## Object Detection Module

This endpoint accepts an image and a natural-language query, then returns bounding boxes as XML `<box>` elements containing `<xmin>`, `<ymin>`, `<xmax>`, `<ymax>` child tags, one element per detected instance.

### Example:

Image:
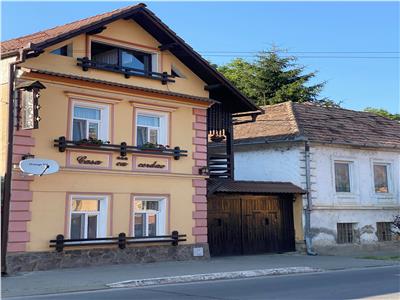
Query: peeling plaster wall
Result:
<box><xmin>310</xmin><ymin>145</ymin><xmax>400</xmax><ymax>247</ymax></box>
<box><xmin>234</xmin><ymin>143</ymin><xmax>304</xmax><ymax>185</ymax></box>
<box><xmin>234</xmin><ymin>142</ymin><xmax>306</xmax><ymax>243</ymax></box>
<box><xmin>234</xmin><ymin>142</ymin><xmax>400</xmax><ymax>251</ymax></box>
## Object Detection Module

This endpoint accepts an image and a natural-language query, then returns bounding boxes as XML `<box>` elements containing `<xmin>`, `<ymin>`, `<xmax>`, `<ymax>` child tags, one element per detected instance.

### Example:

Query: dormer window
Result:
<box><xmin>78</xmin><ymin>41</ymin><xmax>175</xmax><ymax>84</ymax></box>
<box><xmin>91</xmin><ymin>42</ymin><xmax>152</xmax><ymax>75</ymax></box>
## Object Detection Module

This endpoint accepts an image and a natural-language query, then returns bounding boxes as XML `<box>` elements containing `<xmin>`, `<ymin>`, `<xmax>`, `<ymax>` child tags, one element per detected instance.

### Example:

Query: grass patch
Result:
<box><xmin>360</xmin><ymin>255</ymin><xmax>400</xmax><ymax>261</ymax></box>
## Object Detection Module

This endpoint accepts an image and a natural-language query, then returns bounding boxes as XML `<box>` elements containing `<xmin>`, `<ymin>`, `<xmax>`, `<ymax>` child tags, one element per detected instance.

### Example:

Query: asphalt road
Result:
<box><xmin>7</xmin><ymin>265</ymin><xmax>400</xmax><ymax>300</ymax></box>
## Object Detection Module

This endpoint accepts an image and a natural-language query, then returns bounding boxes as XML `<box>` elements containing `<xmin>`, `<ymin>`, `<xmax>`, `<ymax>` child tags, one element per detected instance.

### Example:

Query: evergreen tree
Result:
<box><xmin>218</xmin><ymin>48</ymin><xmax>336</xmax><ymax>106</ymax></box>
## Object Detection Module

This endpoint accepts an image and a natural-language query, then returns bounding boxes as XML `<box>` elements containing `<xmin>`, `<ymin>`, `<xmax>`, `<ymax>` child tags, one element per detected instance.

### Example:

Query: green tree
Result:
<box><xmin>364</xmin><ymin>107</ymin><xmax>400</xmax><ymax>121</ymax></box>
<box><xmin>218</xmin><ymin>48</ymin><xmax>336</xmax><ymax>106</ymax></box>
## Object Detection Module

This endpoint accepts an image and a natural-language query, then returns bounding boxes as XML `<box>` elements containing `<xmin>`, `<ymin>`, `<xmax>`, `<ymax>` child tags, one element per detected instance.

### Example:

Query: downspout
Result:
<box><xmin>1</xmin><ymin>50</ymin><xmax>26</xmax><ymax>275</ymax></box>
<box><xmin>304</xmin><ymin>141</ymin><xmax>317</xmax><ymax>255</ymax></box>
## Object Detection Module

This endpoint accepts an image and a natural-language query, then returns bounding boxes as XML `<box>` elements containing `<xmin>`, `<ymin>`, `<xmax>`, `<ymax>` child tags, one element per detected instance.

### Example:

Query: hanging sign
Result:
<box><xmin>19</xmin><ymin>158</ymin><xmax>59</xmax><ymax>176</ymax></box>
<box><xmin>19</xmin><ymin>89</ymin><xmax>40</xmax><ymax>130</ymax></box>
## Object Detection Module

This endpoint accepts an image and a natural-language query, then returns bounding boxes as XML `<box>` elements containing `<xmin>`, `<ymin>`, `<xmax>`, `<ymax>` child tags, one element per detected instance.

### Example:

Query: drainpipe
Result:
<box><xmin>1</xmin><ymin>50</ymin><xmax>26</xmax><ymax>275</ymax></box>
<box><xmin>304</xmin><ymin>141</ymin><xmax>317</xmax><ymax>256</ymax></box>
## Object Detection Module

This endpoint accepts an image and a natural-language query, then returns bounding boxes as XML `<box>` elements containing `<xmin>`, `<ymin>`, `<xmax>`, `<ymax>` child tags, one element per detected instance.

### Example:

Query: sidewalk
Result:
<box><xmin>2</xmin><ymin>253</ymin><xmax>399</xmax><ymax>298</ymax></box>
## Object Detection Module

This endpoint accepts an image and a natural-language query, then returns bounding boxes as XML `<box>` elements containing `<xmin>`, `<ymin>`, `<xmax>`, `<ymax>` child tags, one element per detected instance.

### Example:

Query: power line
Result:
<box><xmin>201</xmin><ymin>54</ymin><xmax>400</xmax><ymax>59</ymax></box>
<box><xmin>198</xmin><ymin>51</ymin><xmax>400</xmax><ymax>54</ymax></box>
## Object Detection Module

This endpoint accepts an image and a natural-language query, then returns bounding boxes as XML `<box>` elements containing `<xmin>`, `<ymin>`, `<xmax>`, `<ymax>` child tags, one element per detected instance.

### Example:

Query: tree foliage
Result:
<box><xmin>217</xmin><ymin>48</ymin><xmax>337</xmax><ymax>106</ymax></box>
<box><xmin>364</xmin><ymin>107</ymin><xmax>400</xmax><ymax>121</ymax></box>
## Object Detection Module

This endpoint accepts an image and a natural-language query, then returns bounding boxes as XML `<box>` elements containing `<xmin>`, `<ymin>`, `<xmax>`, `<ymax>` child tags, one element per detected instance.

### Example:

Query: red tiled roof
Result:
<box><xmin>235</xmin><ymin>101</ymin><xmax>400</xmax><ymax>149</ymax></box>
<box><xmin>1</xmin><ymin>4</ymin><xmax>145</xmax><ymax>55</ymax></box>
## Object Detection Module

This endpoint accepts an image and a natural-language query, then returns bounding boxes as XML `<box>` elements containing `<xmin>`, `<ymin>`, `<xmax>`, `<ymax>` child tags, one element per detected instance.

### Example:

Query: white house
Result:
<box><xmin>234</xmin><ymin>101</ymin><xmax>400</xmax><ymax>254</ymax></box>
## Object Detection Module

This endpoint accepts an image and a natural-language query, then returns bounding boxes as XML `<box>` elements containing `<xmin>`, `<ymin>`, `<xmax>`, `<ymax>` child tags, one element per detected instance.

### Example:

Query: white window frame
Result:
<box><xmin>132</xmin><ymin>196</ymin><xmax>167</xmax><ymax>237</ymax></box>
<box><xmin>372</xmin><ymin>163</ymin><xmax>392</xmax><ymax>194</ymax></box>
<box><xmin>333</xmin><ymin>160</ymin><xmax>354</xmax><ymax>193</ymax></box>
<box><xmin>331</xmin><ymin>157</ymin><xmax>359</xmax><ymax>204</ymax></box>
<box><xmin>70</xmin><ymin>100</ymin><xmax>110</xmax><ymax>141</ymax></box>
<box><xmin>370</xmin><ymin>159</ymin><xmax>396</xmax><ymax>202</ymax></box>
<box><xmin>135</xmin><ymin>109</ymin><xmax>168</xmax><ymax>146</ymax></box>
<box><xmin>69</xmin><ymin>195</ymin><xmax>108</xmax><ymax>239</ymax></box>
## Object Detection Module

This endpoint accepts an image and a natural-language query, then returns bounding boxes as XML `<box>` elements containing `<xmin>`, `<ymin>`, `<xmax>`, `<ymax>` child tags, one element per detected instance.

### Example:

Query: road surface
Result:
<box><xmin>6</xmin><ymin>265</ymin><xmax>400</xmax><ymax>300</ymax></box>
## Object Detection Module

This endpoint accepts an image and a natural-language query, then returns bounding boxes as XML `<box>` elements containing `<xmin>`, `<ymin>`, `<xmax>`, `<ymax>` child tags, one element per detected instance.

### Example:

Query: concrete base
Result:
<box><xmin>6</xmin><ymin>243</ymin><xmax>210</xmax><ymax>274</ymax></box>
<box><xmin>295</xmin><ymin>240</ymin><xmax>307</xmax><ymax>253</ymax></box>
<box><xmin>313</xmin><ymin>241</ymin><xmax>400</xmax><ymax>256</ymax></box>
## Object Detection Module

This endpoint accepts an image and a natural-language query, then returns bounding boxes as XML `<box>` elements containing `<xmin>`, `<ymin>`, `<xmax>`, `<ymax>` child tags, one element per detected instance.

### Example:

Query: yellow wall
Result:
<box><xmin>19</xmin><ymin>19</ymin><xmax>209</xmax><ymax>98</ymax></box>
<box><xmin>17</xmin><ymin>78</ymin><xmax>206</xmax><ymax>251</ymax></box>
<box><xmin>2</xmin><ymin>18</ymin><xmax>210</xmax><ymax>252</ymax></box>
<box><xmin>293</xmin><ymin>194</ymin><xmax>304</xmax><ymax>241</ymax></box>
<box><xmin>28</xmin><ymin>173</ymin><xmax>195</xmax><ymax>251</ymax></box>
<box><xmin>0</xmin><ymin>56</ymin><xmax>16</xmax><ymax>176</ymax></box>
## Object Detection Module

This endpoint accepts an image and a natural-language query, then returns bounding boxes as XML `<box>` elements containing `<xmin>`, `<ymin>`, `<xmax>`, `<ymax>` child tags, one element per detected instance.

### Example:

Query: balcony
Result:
<box><xmin>77</xmin><ymin>57</ymin><xmax>175</xmax><ymax>85</ymax></box>
<box><xmin>54</xmin><ymin>136</ymin><xmax>188</xmax><ymax>160</ymax></box>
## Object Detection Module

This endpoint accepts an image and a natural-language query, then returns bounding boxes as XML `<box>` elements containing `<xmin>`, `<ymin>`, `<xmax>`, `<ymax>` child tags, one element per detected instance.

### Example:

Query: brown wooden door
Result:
<box><xmin>208</xmin><ymin>194</ymin><xmax>295</xmax><ymax>256</ymax></box>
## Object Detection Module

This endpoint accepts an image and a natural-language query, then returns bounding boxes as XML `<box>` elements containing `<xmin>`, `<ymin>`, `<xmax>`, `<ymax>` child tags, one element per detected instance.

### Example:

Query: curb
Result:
<box><xmin>107</xmin><ymin>266</ymin><xmax>323</xmax><ymax>288</ymax></box>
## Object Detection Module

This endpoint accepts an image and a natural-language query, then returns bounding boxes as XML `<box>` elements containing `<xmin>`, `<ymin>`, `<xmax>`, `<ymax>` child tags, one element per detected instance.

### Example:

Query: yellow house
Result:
<box><xmin>1</xmin><ymin>4</ymin><xmax>259</xmax><ymax>273</ymax></box>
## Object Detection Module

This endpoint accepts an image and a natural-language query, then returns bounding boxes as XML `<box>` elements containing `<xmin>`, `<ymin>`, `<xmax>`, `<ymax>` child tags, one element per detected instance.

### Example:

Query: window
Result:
<box><xmin>377</xmin><ymin>222</ymin><xmax>392</xmax><ymax>241</ymax></box>
<box><xmin>373</xmin><ymin>164</ymin><xmax>389</xmax><ymax>193</ymax></box>
<box><xmin>51</xmin><ymin>44</ymin><xmax>72</xmax><ymax>57</ymax></box>
<box><xmin>71</xmin><ymin>102</ymin><xmax>109</xmax><ymax>141</ymax></box>
<box><xmin>133</xmin><ymin>197</ymin><xmax>166</xmax><ymax>237</ymax></box>
<box><xmin>135</xmin><ymin>110</ymin><xmax>168</xmax><ymax>147</ymax></box>
<box><xmin>91</xmin><ymin>42</ymin><xmax>153</xmax><ymax>75</ymax></box>
<box><xmin>337</xmin><ymin>223</ymin><xmax>356</xmax><ymax>244</ymax></box>
<box><xmin>334</xmin><ymin>162</ymin><xmax>352</xmax><ymax>193</ymax></box>
<box><xmin>70</xmin><ymin>196</ymin><xmax>108</xmax><ymax>239</ymax></box>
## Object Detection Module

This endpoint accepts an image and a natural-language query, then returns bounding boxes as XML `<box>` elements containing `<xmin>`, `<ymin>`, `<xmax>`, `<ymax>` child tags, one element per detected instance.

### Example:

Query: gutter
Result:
<box><xmin>304</xmin><ymin>141</ymin><xmax>317</xmax><ymax>256</ymax></box>
<box><xmin>1</xmin><ymin>49</ymin><xmax>27</xmax><ymax>275</ymax></box>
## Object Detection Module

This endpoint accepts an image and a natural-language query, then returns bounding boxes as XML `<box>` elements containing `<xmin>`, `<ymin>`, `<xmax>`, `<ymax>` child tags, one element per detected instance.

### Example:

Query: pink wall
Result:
<box><xmin>191</xmin><ymin>108</ymin><xmax>208</xmax><ymax>243</ymax></box>
<box><xmin>8</xmin><ymin>127</ymin><xmax>34</xmax><ymax>252</ymax></box>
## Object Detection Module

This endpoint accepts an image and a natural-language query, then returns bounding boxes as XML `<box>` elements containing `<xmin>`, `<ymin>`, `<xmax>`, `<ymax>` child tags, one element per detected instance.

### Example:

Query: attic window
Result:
<box><xmin>91</xmin><ymin>42</ymin><xmax>152</xmax><ymax>75</ymax></box>
<box><xmin>51</xmin><ymin>44</ymin><xmax>72</xmax><ymax>57</ymax></box>
<box><xmin>171</xmin><ymin>65</ymin><xmax>185</xmax><ymax>78</ymax></box>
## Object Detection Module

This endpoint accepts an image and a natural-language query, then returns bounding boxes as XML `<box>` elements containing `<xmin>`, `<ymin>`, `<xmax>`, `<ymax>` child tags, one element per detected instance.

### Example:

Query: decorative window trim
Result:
<box><xmin>67</xmin><ymin>98</ymin><xmax>112</xmax><ymax>143</ymax></box>
<box><xmin>65</xmin><ymin>193</ymin><xmax>111</xmax><ymax>239</ymax></box>
<box><xmin>331</xmin><ymin>156</ymin><xmax>359</xmax><ymax>204</ymax></box>
<box><xmin>130</xmin><ymin>194</ymin><xmax>170</xmax><ymax>237</ymax></box>
<box><xmin>133</xmin><ymin>107</ymin><xmax>170</xmax><ymax>146</ymax></box>
<box><xmin>370</xmin><ymin>159</ymin><xmax>396</xmax><ymax>202</ymax></box>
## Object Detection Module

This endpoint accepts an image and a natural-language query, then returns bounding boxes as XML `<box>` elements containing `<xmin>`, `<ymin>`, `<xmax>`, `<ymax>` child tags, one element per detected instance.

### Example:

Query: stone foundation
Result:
<box><xmin>6</xmin><ymin>243</ymin><xmax>210</xmax><ymax>274</ymax></box>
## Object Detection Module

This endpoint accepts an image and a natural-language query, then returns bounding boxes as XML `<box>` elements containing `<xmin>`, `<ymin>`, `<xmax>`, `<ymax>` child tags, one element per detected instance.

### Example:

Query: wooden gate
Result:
<box><xmin>208</xmin><ymin>194</ymin><xmax>295</xmax><ymax>256</ymax></box>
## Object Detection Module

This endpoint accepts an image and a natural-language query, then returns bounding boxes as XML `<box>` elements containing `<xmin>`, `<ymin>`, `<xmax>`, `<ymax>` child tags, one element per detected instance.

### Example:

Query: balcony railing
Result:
<box><xmin>50</xmin><ymin>231</ymin><xmax>186</xmax><ymax>252</ymax></box>
<box><xmin>77</xmin><ymin>57</ymin><xmax>175</xmax><ymax>85</ymax></box>
<box><xmin>54</xmin><ymin>136</ymin><xmax>188</xmax><ymax>160</ymax></box>
<box><xmin>208</xmin><ymin>154</ymin><xmax>231</xmax><ymax>178</ymax></box>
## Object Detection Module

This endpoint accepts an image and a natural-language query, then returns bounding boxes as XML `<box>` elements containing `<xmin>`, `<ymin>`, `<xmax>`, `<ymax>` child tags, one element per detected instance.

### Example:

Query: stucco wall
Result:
<box><xmin>234</xmin><ymin>142</ymin><xmax>305</xmax><ymax>242</ymax></box>
<box><xmin>234</xmin><ymin>142</ymin><xmax>400</xmax><ymax>249</ymax></box>
<box><xmin>309</xmin><ymin>145</ymin><xmax>400</xmax><ymax>248</ymax></box>
<box><xmin>3</xmin><ymin>17</ymin><xmax>211</xmax><ymax>253</ymax></box>
<box><xmin>19</xmin><ymin>19</ymin><xmax>209</xmax><ymax>98</ymax></box>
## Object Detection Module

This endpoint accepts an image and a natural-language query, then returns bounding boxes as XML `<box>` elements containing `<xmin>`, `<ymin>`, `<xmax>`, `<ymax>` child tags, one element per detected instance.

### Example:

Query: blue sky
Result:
<box><xmin>1</xmin><ymin>1</ymin><xmax>399</xmax><ymax>113</ymax></box>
